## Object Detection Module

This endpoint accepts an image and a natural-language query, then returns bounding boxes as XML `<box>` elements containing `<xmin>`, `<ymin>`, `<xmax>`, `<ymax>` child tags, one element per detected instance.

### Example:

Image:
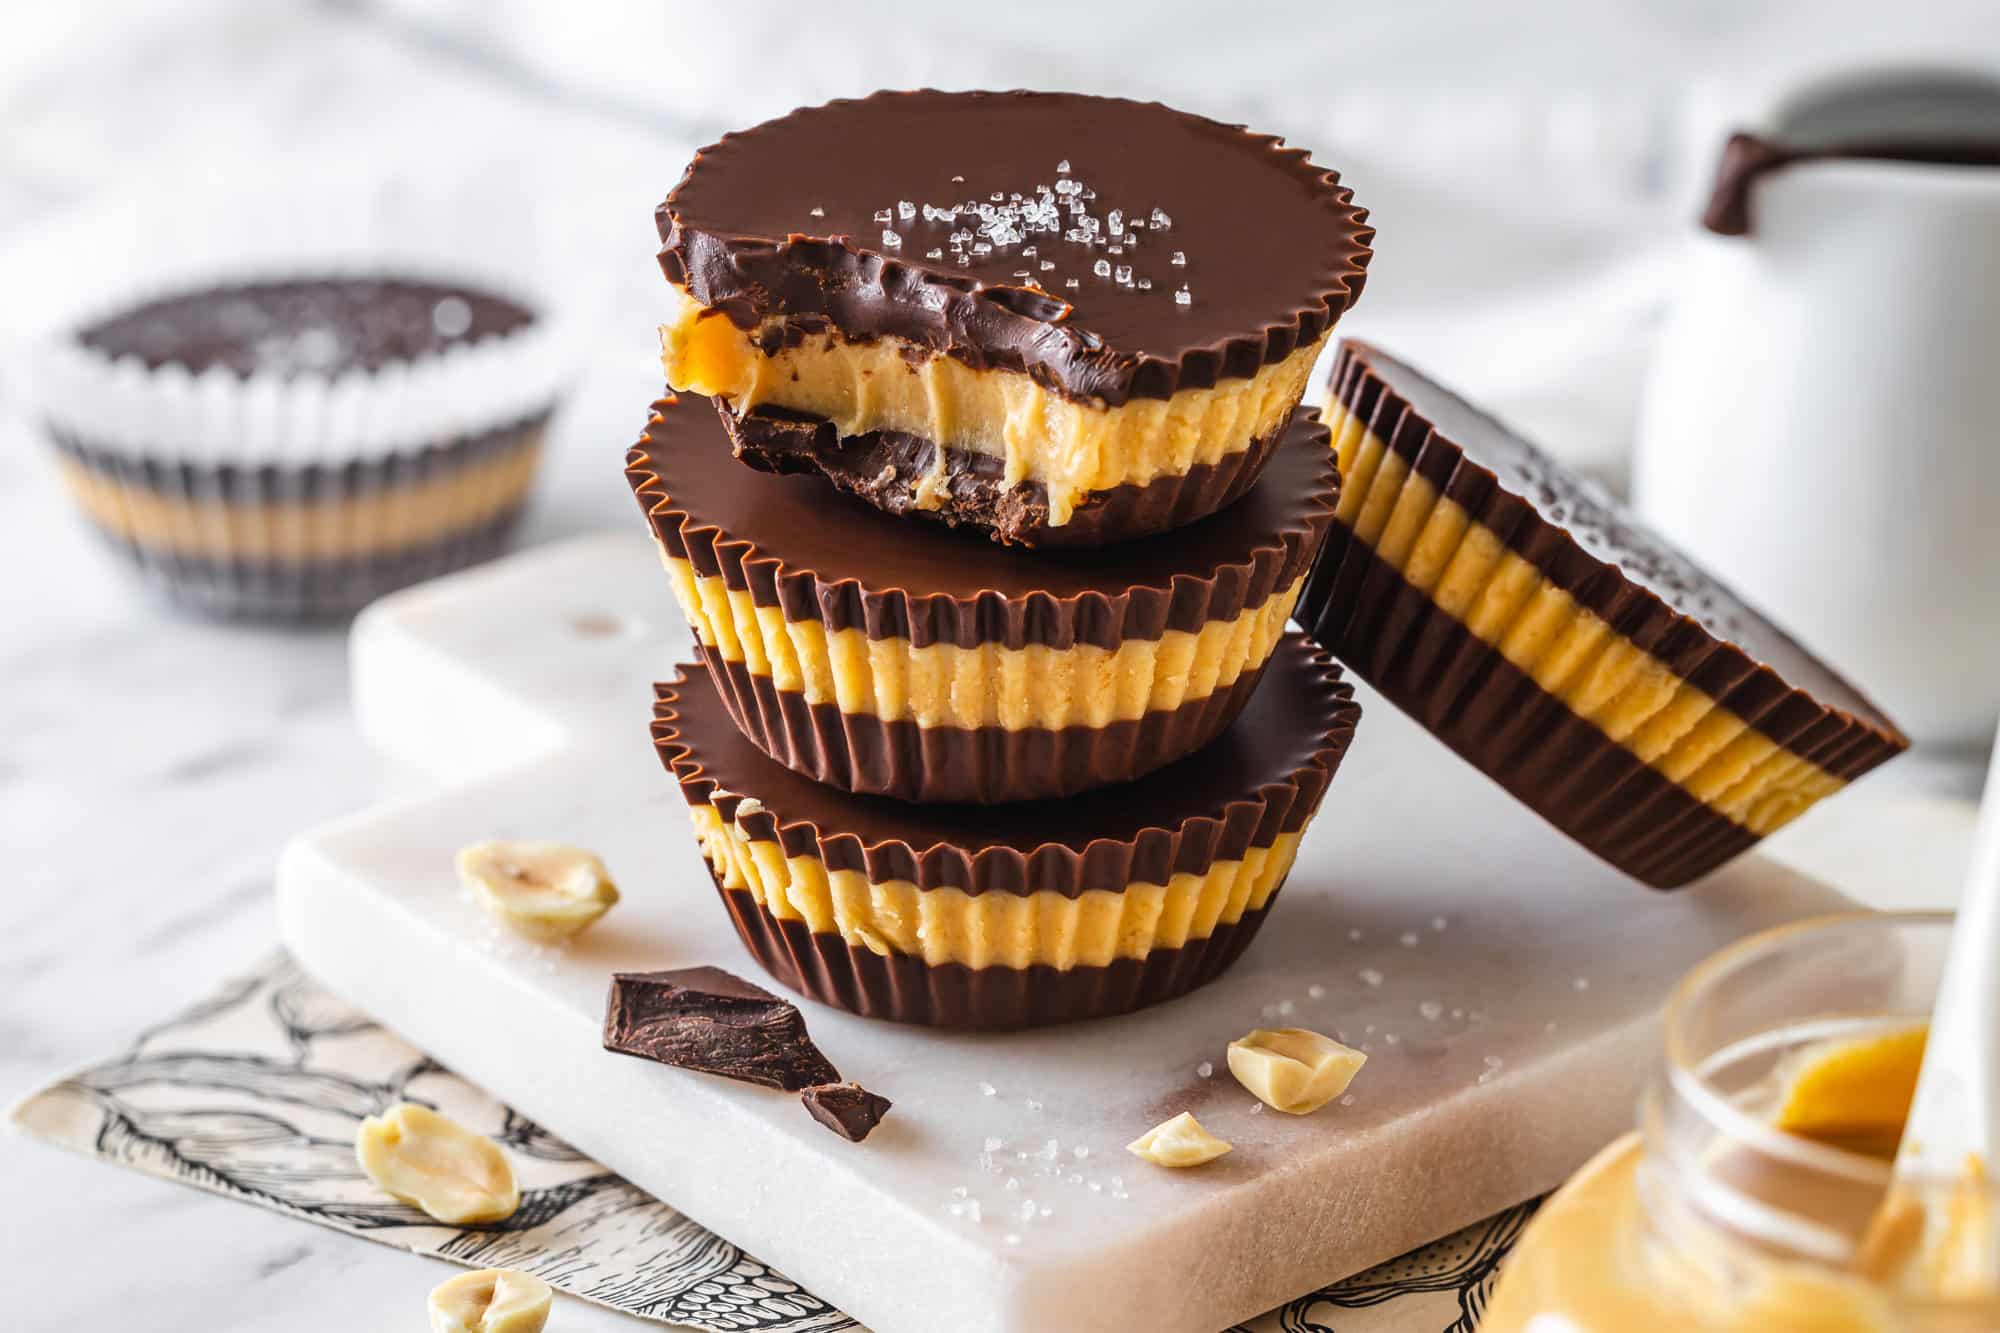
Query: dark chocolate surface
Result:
<box><xmin>719</xmin><ymin>882</ymin><xmax>1276</xmax><ymax>1030</ymax></box>
<box><xmin>601</xmin><ymin>966</ymin><xmax>840</xmax><ymax>1091</ymax></box>
<box><xmin>702</xmin><ymin>644</ymin><xmax>1273</xmax><ymax>804</ymax></box>
<box><xmin>1302</xmin><ymin>539</ymin><xmax>1769</xmax><ymax>888</ymax></box>
<box><xmin>1323</xmin><ymin>341</ymin><xmax>1904</xmax><ymax>743</ymax></box>
<box><xmin>653</xmin><ymin>633</ymin><xmax>1359</xmax><ymax>895</ymax></box>
<box><xmin>78</xmin><ymin>277</ymin><xmax>535</xmax><ymax>377</ymax></box>
<box><xmin>720</xmin><ymin>403</ymin><xmax>1289</xmax><ymax>548</ymax></box>
<box><xmin>800</xmin><ymin>1082</ymin><xmax>892</xmax><ymax>1141</ymax></box>
<box><xmin>659</xmin><ymin>90</ymin><xmax>1371</xmax><ymax>405</ymax></box>
<box><xmin>628</xmin><ymin>395</ymin><xmax>1336</xmax><ymax>650</ymax></box>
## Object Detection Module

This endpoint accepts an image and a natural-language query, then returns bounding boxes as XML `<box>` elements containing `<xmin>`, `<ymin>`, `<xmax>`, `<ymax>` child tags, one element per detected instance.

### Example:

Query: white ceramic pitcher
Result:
<box><xmin>1635</xmin><ymin>67</ymin><xmax>2000</xmax><ymax>750</ymax></box>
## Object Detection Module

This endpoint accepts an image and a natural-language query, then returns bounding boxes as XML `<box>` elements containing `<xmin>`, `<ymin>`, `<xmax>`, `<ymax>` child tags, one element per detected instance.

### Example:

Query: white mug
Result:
<box><xmin>1634</xmin><ymin>66</ymin><xmax>2000</xmax><ymax>750</ymax></box>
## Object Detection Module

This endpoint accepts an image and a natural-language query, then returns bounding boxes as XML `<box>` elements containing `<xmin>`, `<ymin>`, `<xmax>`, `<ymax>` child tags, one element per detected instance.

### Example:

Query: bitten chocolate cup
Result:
<box><xmin>652</xmin><ymin>633</ymin><xmax>1361</xmax><ymax>1030</ymax></box>
<box><xmin>655</xmin><ymin>89</ymin><xmax>1372</xmax><ymax>546</ymax></box>
<box><xmin>1296</xmin><ymin>341</ymin><xmax>1908</xmax><ymax>888</ymax></box>
<box><xmin>628</xmin><ymin>395</ymin><xmax>1338</xmax><ymax>804</ymax></box>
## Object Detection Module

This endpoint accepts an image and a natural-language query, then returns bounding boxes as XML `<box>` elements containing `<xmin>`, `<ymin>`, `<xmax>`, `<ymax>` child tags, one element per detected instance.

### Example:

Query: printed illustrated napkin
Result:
<box><xmin>10</xmin><ymin>953</ymin><xmax>1534</xmax><ymax>1332</ymax></box>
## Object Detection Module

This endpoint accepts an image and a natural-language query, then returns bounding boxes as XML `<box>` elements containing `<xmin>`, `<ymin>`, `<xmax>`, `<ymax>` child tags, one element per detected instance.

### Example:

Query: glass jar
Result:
<box><xmin>1481</xmin><ymin>912</ymin><xmax>1998</xmax><ymax>1332</ymax></box>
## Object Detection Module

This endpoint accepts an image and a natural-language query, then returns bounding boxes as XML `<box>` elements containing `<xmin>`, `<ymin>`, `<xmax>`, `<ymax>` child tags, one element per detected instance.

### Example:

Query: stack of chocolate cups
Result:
<box><xmin>628</xmin><ymin>91</ymin><xmax>1375</xmax><ymax>1030</ymax></box>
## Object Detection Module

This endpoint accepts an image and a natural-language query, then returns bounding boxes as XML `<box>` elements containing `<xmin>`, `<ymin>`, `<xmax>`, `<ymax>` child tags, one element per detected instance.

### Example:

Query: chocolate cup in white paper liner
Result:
<box><xmin>12</xmin><ymin>184</ymin><xmax>585</xmax><ymax>619</ymax></box>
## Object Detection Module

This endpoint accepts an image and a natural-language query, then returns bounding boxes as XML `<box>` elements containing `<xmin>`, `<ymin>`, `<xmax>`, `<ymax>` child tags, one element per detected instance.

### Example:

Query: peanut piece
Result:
<box><xmin>356</xmin><ymin>1103</ymin><xmax>520</xmax><ymax>1225</ymax></box>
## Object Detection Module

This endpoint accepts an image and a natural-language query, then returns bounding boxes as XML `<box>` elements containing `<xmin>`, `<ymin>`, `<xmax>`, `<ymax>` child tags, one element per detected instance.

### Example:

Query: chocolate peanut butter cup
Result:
<box><xmin>41</xmin><ymin>277</ymin><xmax>563</xmax><ymax>619</ymax></box>
<box><xmin>656</xmin><ymin>89</ymin><xmax>1371</xmax><ymax>545</ymax></box>
<box><xmin>628</xmin><ymin>395</ymin><xmax>1338</xmax><ymax>804</ymax></box>
<box><xmin>1297</xmin><ymin>341</ymin><xmax>1908</xmax><ymax>888</ymax></box>
<box><xmin>652</xmin><ymin>633</ymin><xmax>1360</xmax><ymax>1030</ymax></box>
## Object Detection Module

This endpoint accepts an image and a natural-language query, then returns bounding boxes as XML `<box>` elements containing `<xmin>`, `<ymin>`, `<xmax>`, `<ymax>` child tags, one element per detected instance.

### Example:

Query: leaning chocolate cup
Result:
<box><xmin>1296</xmin><ymin>340</ymin><xmax>1908</xmax><ymax>888</ymax></box>
<box><xmin>628</xmin><ymin>394</ymin><xmax>1338</xmax><ymax>804</ymax></box>
<box><xmin>652</xmin><ymin>633</ymin><xmax>1360</xmax><ymax>1030</ymax></box>
<box><xmin>655</xmin><ymin>89</ymin><xmax>1372</xmax><ymax>546</ymax></box>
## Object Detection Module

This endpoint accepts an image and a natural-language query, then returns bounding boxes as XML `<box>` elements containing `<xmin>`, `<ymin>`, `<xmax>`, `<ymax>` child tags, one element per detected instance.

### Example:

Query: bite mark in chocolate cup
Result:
<box><xmin>655</xmin><ymin>89</ymin><xmax>1371</xmax><ymax>540</ymax></box>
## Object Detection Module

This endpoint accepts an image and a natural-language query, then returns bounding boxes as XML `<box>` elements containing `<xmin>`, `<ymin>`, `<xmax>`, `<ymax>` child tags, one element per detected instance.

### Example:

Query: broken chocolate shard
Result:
<box><xmin>603</xmin><ymin>965</ymin><xmax>840</xmax><ymax>1091</ymax></box>
<box><xmin>801</xmin><ymin>1082</ymin><xmax>892</xmax><ymax>1143</ymax></box>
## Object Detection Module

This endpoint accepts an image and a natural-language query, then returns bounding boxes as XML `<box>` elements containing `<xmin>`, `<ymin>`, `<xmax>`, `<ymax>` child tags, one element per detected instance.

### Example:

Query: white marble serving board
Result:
<box><xmin>277</xmin><ymin>531</ymin><xmax>1855</xmax><ymax>1333</ymax></box>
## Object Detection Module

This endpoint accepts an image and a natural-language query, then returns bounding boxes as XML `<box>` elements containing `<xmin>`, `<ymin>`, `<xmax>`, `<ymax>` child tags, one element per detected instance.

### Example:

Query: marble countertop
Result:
<box><xmin>2</xmin><ymin>5</ymin><xmax>1990</xmax><ymax>1328</ymax></box>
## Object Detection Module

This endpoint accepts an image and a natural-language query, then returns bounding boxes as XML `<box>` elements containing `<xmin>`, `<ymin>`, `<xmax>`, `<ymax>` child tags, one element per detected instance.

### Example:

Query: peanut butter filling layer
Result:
<box><xmin>1330</xmin><ymin>408</ymin><xmax>1841</xmax><ymax>837</ymax></box>
<box><xmin>55</xmin><ymin>443</ymin><xmax>541</xmax><ymax>562</ymax></box>
<box><xmin>664</xmin><ymin>547</ymin><xmax>1303</xmax><ymax>730</ymax></box>
<box><xmin>691</xmin><ymin>798</ymin><xmax>1299</xmax><ymax>971</ymax></box>
<box><xmin>660</xmin><ymin>281</ymin><xmax>1324</xmax><ymax>526</ymax></box>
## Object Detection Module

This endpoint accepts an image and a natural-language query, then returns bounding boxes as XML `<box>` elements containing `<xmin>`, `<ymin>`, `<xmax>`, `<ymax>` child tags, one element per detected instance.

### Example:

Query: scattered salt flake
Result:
<box><xmin>1419</xmin><ymin>1001</ymin><xmax>1444</xmax><ymax>1021</ymax></box>
<box><xmin>1107</xmin><ymin>209</ymin><xmax>1124</xmax><ymax>232</ymax></box>
<box><xmin>1452</xmin><ymin>1008</ymin><xmax>1465</xmax><ymax>1020</ymax></box>
<box><xmin>1073</xmin><ymin>1146</ymin><xmax>1090</xmax><ymax>1161</ymax></box>
<box><xmin>882</xmin><ymin>230</ymin><xmax>902</xmax><ymax>250</ymax></box>
<box><xmin>1039</xmin><ymin>1205</ymin><xmax>1053</xmax><ymax>1218</ymax></box>
<box><xmin>983</xmin><ymin>1136</ymin><xmax>1003</xmax><ymax>1153</ymax></box>
<box><xmin>1340</xmin><ymin>1093</ymin><xmax>1357</xmax><ymax>1106</ymax></box>
<box><xmin>1250</xmin><ymin>1102</ymin><xmax>1264</xmax><ymax>1115</ymax></box>
<box><xmin>1261</xmin><ymin>1003</ymin><xmax>1280</xmax><ymax>1021</ymax></box>
<box><xmin>1114</xmin><ymin>264</ymin><xmax>1133</xmax><ymax>285</ymax></box>
<box><xmin>898</xmin><ymin>200</ymin><xmax>915</xmax><ymax>220</ymax></box>
<box><xmin>1401</xmin><ymin>932</ymin><xmax>1420</xmax><ymax>948</ymax></box>
<box><xmin>1573</xmin><ymin>977</ymin><xmax>1591</xmax><ymax>992</ymax></box>
<box><xmin>1278</xmin><ymin>999</ymin><xmax>1296</xmax><ymax>1016</ymax></box>
<box><xmin>1026</xmin><ymin>1099</ymin><xmax>1043</xmax><ymax>1113</ymax></box>
<box><xmin>1348</xmin><ymin>928</ymin><xmax>1362</xmax><ymax>942</ymax></box>
<box><xmin>1359</xmin><ymin>968</ymin><xmax>1384</xmax><ymax>988</ymax></box>
<box><xmin>1089</xmin><ymin>1180</ymin><xmax>1103</xmax><ymax>1193</ymax></box>
<box><xmin>952</xmin><ymin>174</ymin><xmax>965</xmax><ymax>182</ymax></box>
<box><xmin>1385</xmin><ymin>1033</ymin><xmax>1401</xmax><ymax>1046</ymax></box>
<box><xmin>979</xmin><ymin>1081</ymin><xmax>997</xmax><ymax>1097</ymax></box>
<box><xmin>1307</xmin><ymin>983</ymin><xmax>1327</xmax><ymax>1000</ymax></box>
<box><xmin>1175</xmin><ymin>287</ymin><xmax>1192</xmax><ymax>307</ymax></box>
<box><xmin>1019</xmin><ymin>1199</ymin><xmax>1037</xmax><ymax>1222</ymax></box>
<box><xmin>874</xmin><ymin>209</ymin><xmax>892</xmax><ymax>224</ymax></box>
<box><xmin>1015</xmin><ymin>1150</ymin><xmax>1029</xmax><ymax>1162</ymax></box>
<box><xmin>1093</xmin><ymin>259</ymin><xmax>1111</xmax><ymax>277</ymax></box>
<box><xmin>1057</xmin><ymin>158</ymin><xmax>1071</xmax><ymax>173</ymax></box>
<box><xmin>1150</xmin><ymin>207</ymin><xmax>1173</xmax><ymax>229</ymax></box>
<box><xmin>1040</xmin><ymin>1139</ymin><xmax>1060</xmax><ymax>1161</ymax></box>
<box><xmin>1196</xmin><ymin>1060</ymin><xmax>1214</xmax><ymax>1079</ymax></box>
<box><xmin>1040</xmin><ymin>260</ymin><xmax>1056</xmax><ymax>271</ymax></box>
<box><xmin>972</xmin><ymin>241</ymin><xmax>993</xmax><ymax>255</ymax></box>
<box><xmin>1170</xmin><ymin>250</ymin><xmax>1187</xmax><ymax>267</ymax></box>
<box><xmin>809</xmin><ymin>205</ymin><xmax>825</xmax><ymax>218</ymax></box>
<box><xmin>1432</xmin><ymin>916</ymin><xmax>1449</xmax><ymax>931</ymax></box>
<box><xmin>1107</xmin><ymin>244</ymin><xmax>1124</xmax><ymax>256</ymax></box>
<box><xmin>1005</xmin><ymin>1176</ymin><xmax>1021</xmax><ymax>1191</ymax></box>
<box><xmin>1064</xmin><ymin>278</ymin><xmax>1079</xmax><ymax>289</ymax></box>
<box><xmin>1136</xmin><ymin>277</ymin><xmax>1151</xmax><ymax>289</ymax></box>
<box><xmin>926</xmin><ymin>248</ymin><xmax>944</xmax><ymax>260</ymax></box>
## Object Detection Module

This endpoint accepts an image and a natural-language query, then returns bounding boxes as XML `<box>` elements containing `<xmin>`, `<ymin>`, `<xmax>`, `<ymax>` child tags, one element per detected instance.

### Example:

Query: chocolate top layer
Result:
<box><xmin>656</xmin><ymin>634</ymin><xmax>1358</xmax><ymax>895</ymax></box>
<box><xmin>1328</xmin><ymin>340</ymin><xmax>1904</xmax><ymax>739</ymax></box>
<box><xmin>630</xmin><ymin>395</ymin><xmax>1336</xmax><ymax>651</ymax></box>
<box><xmin>659</xmin><ymin>90</ymin><xmax>1372</xmax><ymax>405</ymax></box>
<box><xmin>78</xmin><ymin>277</ymin><xmax>536</xmax><ymax>377</ymax></box>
